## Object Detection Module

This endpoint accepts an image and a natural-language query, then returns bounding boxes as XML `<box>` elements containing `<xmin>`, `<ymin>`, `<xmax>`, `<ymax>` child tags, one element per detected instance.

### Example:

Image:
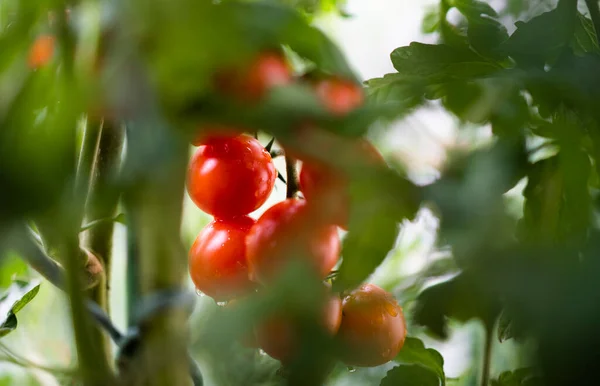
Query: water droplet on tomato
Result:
<box><xmin>216</xmin><ymin>301</ymin><xmax>228</xmax><ymax>307</ymax></box>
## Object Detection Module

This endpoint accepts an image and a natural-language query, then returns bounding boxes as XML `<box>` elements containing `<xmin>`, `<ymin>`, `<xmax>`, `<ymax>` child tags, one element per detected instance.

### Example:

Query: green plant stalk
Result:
<box><xmin>121</xmin><ymin>122</ymin><xmax>191</xmax><ymax>385</ymax></box>
<box><xmin>83</xmin><ymin>120</ymin><xmax>125</xmax><ymax>365</ymax></box>
<box><xmin>585</xmin><ymin>0</ymin><xmax>600</xmax><ymax>42</ymax></box>
<box><xmin>480</xmin><ymin>326</ymin><xmax>493</xmax><ymax>386</ymax></box>
<box><xmin>62</xmin><ymin>224</ymin><xmax>115</xmax><ymax>385</ymax></box>
<box><xmin>48</xmin><ymin>9</ymin><xmax>115</xmax><ymax>382</ymax></box>
<box><xmin>126</xmin><ymin>213</ymin><xmax>140</xmax><ymax>328</ymax></box>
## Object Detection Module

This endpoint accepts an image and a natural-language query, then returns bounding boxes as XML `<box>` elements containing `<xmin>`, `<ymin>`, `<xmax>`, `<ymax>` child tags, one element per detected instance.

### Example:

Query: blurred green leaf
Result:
<box><xmin>335</xmin><ymin>168</ymin><xmax>420</xmax><ymax>291</ymax></box>
<box><xmin>497</xmin><ymin>310</ymin><xmax>514</xmax><ymax>343</ymax></box>
<box><xmin>453</xmin><ymin>0</ymin><xmax>498</xmax><ymax>18</ymax></box>
<box><xmin>0</xmin><ymin>252</ymin><xmax>29</xmax><ymax>289</ymax></box>
<box><xmin>490</xmin><ymin>368</ymin><xmax>542</xmax><ymax>386</ymax></box>
<box><xmin>413</xmin><ymin>272</ymin><xmax>501</xmax><ymax>339</ymax></box>
<box><xmin>380</xmin><ymin>364</ymin><xmax>440</xmax><ymax>386</ymax></box>
<box><xmin>421</xmin><ymin>6</ymin><xmax>441</xmax><ymax>34</ymax></box>
<box><xmin>390</xmin><ymin>43</ymin><xmax>500</xmax><ymax>83</ymax></box>
<box><xmin>0</xmin><ymin>279</ymin><xmax>40</xmax><ymax>338</ymax></box>
<box><xmin>466</xmin><ymin>16</ymin><xmax>509</xmax><ymax>59</ymax></box>
<box><xmin>501</xmin><ymin>0</ymin><xmax>578</xmax><ymax>67</ymax></box>
<box><xmin>365</xmin><ymin>73</ymin><xmax>425</xmax><ymax>119</ymax></box>
<box><xmin>518</xmin><ymin>140</ymin><xmax>591</xmax><ymax>245</ymax></box>
<box><xmin>571</xmin><ymin>13</ymin><xmax>600</xmax><ymax>55</ymax></box>
<box><xmin>395</xmin><ymin>337</ymin><xmax>445</xmax><ymax>384</ymax></box>
<box><xmin>335</xmin><ymin>207</ymin><xmax>398</xmax><ymax>292</ymax></box>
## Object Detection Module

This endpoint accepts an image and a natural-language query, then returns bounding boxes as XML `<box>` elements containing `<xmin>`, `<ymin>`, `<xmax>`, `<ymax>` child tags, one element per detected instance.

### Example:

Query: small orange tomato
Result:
<box><xmin>214</xmin><ymin>51</ymin><xmax>292</xmax><ymax>102</ymax></box>
<box><xmin>337</xmin><ymin>284</ymin><xmax>407</xmax><ymax>367</ymax></box>
<box><xmin>314</xmin><ymin>77</ymin><xmax>364</xmax><ymax>116</ymax></box>
<box><xmin>255</xmin><ymin>292</ymin><xmax>342</xmax><ymax>363</ymax></box>
<box><xmin>28</xmin><ymin>35</ymin><xmax>55</xmax><ymax>69</ymax></box>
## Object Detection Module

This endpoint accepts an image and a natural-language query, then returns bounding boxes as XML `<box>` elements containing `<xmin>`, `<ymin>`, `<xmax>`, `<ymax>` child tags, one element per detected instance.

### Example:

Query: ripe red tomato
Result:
<box><xmin>214</xmin><ymin>51</ymin><xmax>292</xmax><ymax>101</ymax></box>
<box><xmin>246</xmin><ymin>199</ymin><xmax>340</xmax><ymax>284</ymax></box>
<box><xmin>255</xmin><ymin>291</ymin><xmax>342</xmax><ymax>362</ymax></box>
<box><xmin>337</xmin><ymin>284</ymin><xmax>407</xmax><ymax>367</ymax></box>
<box><xmin>244</xmin><ymin>51</ymin><xmax>292</xmax><ymax>100</ymax></box>
<box><xmin>28</xmin><ymin>35</ymin><xmax>55</xmax><ymax>69</ymax></box>
<box><xmin>299</xmin><ymin>139</ymin><xmax>384</xmax><ymax>229</ymax></box>
<box><xmin>189</xmin><ymin>216</ymin><xmax>257</xmax><ymax>301</ymax></box>
<box><xmin>187</xmin><ymin>134</ymin><xmax>276</xmax><ymax>218</ymax></box>
<box><xmin>314</xmin><ymin>77</ymin><xmax>364</xmax><ymax>116</ymax></box>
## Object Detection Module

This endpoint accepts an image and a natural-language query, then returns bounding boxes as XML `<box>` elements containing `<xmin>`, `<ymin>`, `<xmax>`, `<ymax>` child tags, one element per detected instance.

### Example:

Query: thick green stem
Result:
<box><xmin>119</xmin><ymin>116</ymin><xmax>191</xmax><ymax>385</ymax></box>
<box><xmin>585</xmin><ymin>0</ymin><xmax>600</xmax><ymax>42</ymax></box>
<box><xmin>83</xmin><ymin>119</ymin><xmax>125</xmax><ymax>365</ymax></box>
<box><xmin>62</xmin><ymin>222</ymin><xmax>115</xmax><ymax>385</ymax></box>
<box><xmin>480</xmin><ymin>326</ymin><xmax>493</xmax><ymax>386</ymax></box>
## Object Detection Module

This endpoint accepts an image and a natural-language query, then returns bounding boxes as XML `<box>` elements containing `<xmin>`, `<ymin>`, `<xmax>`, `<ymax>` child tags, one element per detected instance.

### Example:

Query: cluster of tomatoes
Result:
<box><xmin>187</xmin><ymin>51</ymin><xmax>407</xmax><ymax>368</ymax></box>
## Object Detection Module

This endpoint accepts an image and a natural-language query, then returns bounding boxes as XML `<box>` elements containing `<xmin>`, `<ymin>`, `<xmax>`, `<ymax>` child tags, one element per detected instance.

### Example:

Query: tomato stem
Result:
<box><xmin>285</xmin><ymin>155</ymin><xmax>300</xmax><ymax>198</ymax></box>
<box><xmin>585</xmin><ymin>0</ymin><xmax>600</xmax><ymax>43</ymax></box>
<box><xmin>480</xmin><ymin>325</ymin><xmax>493</xmax><ymax>386</ymax></box>
<box><xmin>83</xmin><ymin>119</ymin><xmax>125</xmax><ymax>363</ymax></box>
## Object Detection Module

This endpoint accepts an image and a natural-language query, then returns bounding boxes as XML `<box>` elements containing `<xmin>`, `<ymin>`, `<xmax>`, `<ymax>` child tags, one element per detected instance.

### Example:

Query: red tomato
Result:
<box><xmin>244</xmin><ymin>51</ymin><xmax>292</xmax><ymax>100</ymax></box>
<box><xmin>246</xmin><ymin>199</ymin><xmax>340</xmax><ymax>284</ymax></box>
<box><xmin>255</xmin><ymin>291</ymin><xmax>342</xmax><ymax>362</ymax></box>
<box><xmin>187</xmin><ymin>134</ymin><xmax>276</xmax><ymax>218</ymax></box>
<box><xmin>337</xmin><ymin>284</ymin><xmax>407</xmax><ymax>367</ymax></box>
<box><xmin>314</xmin><ymin>77</ymin><xmax>364</xmax><ymax>116</ymax></box>
<box><xmin>214</xmin><ymin>51</ymin><xmax>292</xmax><ymax>101</ymax></box>
<box><xmin>189</xmin><ymin>216</ymin><xmax>257</xmax><ymax>301</ymax></box>
<box><xmin>28</xmin><ymin>35</ymin><xmax>55</xmax><ymax>69</ymax></box>
<box><xmin>299</xmin><ymin>139</ymin><xmax>384</xmax><ymax>229</ymax></box>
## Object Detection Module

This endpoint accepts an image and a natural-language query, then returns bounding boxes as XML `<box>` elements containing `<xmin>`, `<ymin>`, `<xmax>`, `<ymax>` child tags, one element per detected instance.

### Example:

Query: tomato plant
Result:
<box><xmin>3</xmin><ymin>0</ymin><xmax>600</xmax><ymax>386</ymax></box>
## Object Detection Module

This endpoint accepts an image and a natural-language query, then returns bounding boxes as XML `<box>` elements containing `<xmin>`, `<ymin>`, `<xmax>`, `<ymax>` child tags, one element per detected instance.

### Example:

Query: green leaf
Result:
<box><xmin>571</xmin><ymin>12</ymin><xmax>600</xmax><ymax>54</ymax></box>
<box><xmin>0</xmin><ymin>279</ymin><xmax>40</xmax><ymax>338</ymax></box>
<box><xmin>452</xmin><ymin>0</ymin><xmax>498</xmax><ymax>19</ymax></box>
<box><xmin>335</xmin><ymin>208</ymin><xmax>399</xmax><ymax>292</ymax></box>
<box><xmin>226</xmin><ymin>2</ymin><xmax>357</xmax><ymax>79</ymax></box>
<box><xmin>365</xmin><ymin>73</ymin><xmax>425</xmax><ymax>118</ymax></box>
<box><xmin>497</xmin><ymin>309</ymin><xmax>514</xmax><ymax>342</ymax></box>
<box><xmin>390</xmin><ymin>43</ymin><xmax>500</xmax><ymax>83</ymax></box>
<box><xmin>421</xmin><ymin>6</ymin><xmax>441</xmax><ymax>34</ymax></box>
<box><xmin>334</xmin><ymin>169</ymin><xmax>419</xmax><ymax>291</ymax></box>
<box><xmin>502</xmin><ymin>0</ymin><xmax>579</xmax><ymax>67</ymax></box>
<box><xmin>518</xmin><ymin>137</ymin><xmax>591</xmax><ymax>245</ymax></box>
<box><xmin>380</xmin><ymin>365</ymin><xmax>440</xmax><ymax>386</ymax></box>
<box><xmin>395</xmin><ymin>337</ymin><xmax>445</xmax><ymax>384</ymax></box>
<box><xmin>413</xmin><ymin>272</ymin><xmax>501</xmax><ymax>339</ymax></box>
<box><xmin>491</xmin><ymin>368</ymin><xmax>542</xmax><ymax>386</ymax></box>
<box><xmin>467</xmin><ymin>16</ymin><xmax>509</xmax><ymax>59</ymax></box>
